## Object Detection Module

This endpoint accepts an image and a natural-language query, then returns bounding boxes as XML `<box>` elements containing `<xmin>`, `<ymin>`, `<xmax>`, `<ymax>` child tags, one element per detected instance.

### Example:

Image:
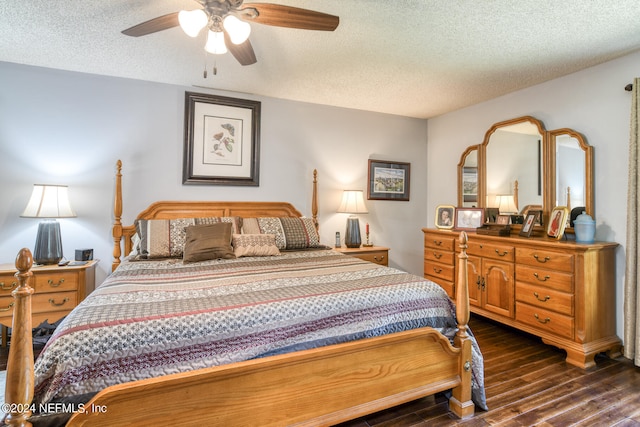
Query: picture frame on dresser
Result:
<box><xmin>519</xmin><ymin>212</ymin><xmax>538</xmax><ymax>237</ymax></box>
<box><xmin>435</xmin><ymin>205</ymin><xmax>455</xmax><ymax>229</ymax></box>
<box><xmin>182</xmin><ymin>92</ymin><xmax>261</xmax><ymax>186</ymax></box>
<box><xmin>547</xmin><ymin>206</ymin><xmax>569</xmax><ymax>239</ymax></box>
<box><xmin>454</xmin><ymin>208</ymin><xmax>484</xmax><ymax>230</ymax></box>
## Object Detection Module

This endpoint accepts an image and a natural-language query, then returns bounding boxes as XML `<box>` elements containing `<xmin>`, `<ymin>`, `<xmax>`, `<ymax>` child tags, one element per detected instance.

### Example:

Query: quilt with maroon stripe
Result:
<box><xmin>33</xmin><ymin>249</ymin><xmax>486</xmax><ymax>410</ymax></box>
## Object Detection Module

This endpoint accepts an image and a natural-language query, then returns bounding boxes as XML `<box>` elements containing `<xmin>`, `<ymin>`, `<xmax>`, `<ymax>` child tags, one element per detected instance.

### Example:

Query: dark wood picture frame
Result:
<box><xmin>519</xmin><ymin>212</ymin><xmax>538</xmax><ymax>237</ymax></box>
<box><xmin>454</xmin><ymin>208</ymin><xmax>485</xmax><ymax>230</ymax></box>
<box><xmin>367</xmin><ymin>159</ymin><xmax>411</xmax><ymax>201</ymax></box>
<box><xmin>183</xmin><ymin>92</ymin><xmax>261</xmax><ymax>186</ymax></box>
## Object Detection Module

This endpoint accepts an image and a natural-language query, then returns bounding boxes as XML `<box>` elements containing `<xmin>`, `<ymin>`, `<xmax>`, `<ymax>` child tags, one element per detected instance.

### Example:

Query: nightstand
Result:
<box><xmin>0</xmin><ymin>260</ymin><xmax>98</xmax><ymax>345</ymax></box>
<box><xmin>334</xmin><ymin>246</ymin><xmax>389</xmax><ymax>266</ymax></box>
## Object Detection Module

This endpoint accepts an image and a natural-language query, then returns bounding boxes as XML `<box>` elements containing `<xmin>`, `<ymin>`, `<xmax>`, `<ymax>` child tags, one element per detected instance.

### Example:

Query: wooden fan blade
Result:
<box><xmin>224</xmin><ymin>32</ymin><xmax>257</xmax><ymax>66</ymax></box>
<box><xmin>122</xmin><ymin>12</ymin><xmax>180</xmax><ymax>37</ymax></box>
<box><xmin>240</xmin><ymin>3</ymin><xmax>339</xmax><ymax>31</ymax></box>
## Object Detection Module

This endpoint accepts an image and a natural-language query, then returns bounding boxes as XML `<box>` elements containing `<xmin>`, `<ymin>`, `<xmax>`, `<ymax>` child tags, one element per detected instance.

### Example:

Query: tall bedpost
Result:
<box><xmin>112</xmin><ymin>160</ymin><xmax>123</xmax><ymax>272</ymax></box>
<box><xmin>312</xmin><ymin>169</ymin><xmax>319</xmax><ymax>232</ymax></box>
<box><xmin>4</xmin><ymin>248</ymin><xmax>35</xmax><ymax>426</ymax></box>
<box><xmin>449</xmin><ymin>231</ymin><xmax>474</xmax><ymax>418</ymax></box>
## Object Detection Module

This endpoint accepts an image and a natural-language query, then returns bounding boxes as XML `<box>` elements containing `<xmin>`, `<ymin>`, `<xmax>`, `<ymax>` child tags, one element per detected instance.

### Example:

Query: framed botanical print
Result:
<box><xmin>183</xmin><ymin>92</ymin><xmax>261</xmax><ymax>186</ymax></box>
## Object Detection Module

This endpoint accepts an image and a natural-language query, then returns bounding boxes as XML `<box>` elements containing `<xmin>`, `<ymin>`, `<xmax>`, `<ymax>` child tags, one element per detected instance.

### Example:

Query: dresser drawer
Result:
<box><xmin>33</xmin><ymin>271</ymin><xmax>79</xmax><ymax>293</ymax></box>
<box><xmin>516</xmin><ymin>282</ymin><xmax>573</xmax><ymax>316</ymax></box>
<box><xmin>516</xmin><ymin>302</ymin><xmax>574</xmax><ymax>339</ymax></box>
<box><xmin>515</xmin><ymin>265</ymin><xmax>573</xmax><ymax>293</ymax></box>
<box><xmin>424</xmin><ymin>233</ymin><xmax>455</xmax><ymax>251</ymax></box>
<box><xmin>0</xmin><ymin>273</ymin><xmax>18</xmax><ymax>296</ymax></box>
<box><xmin>467</xmin><ymin>241</ymin><xmax>514</xmax><ymax>262</ymax></box>
<box><xmin>516</xmin><ymin>248</ymin><xmax>574</xmax><ymax>273</ymax></box>
<box><xmin>424</xmin><ymin>248</ymin><xmax>455</xmax><ymax>265</ymax></box>
<box><xmin>424</xmin><ymin>261</ymin><xmax>455</xmax><ymax>283</ymax></box>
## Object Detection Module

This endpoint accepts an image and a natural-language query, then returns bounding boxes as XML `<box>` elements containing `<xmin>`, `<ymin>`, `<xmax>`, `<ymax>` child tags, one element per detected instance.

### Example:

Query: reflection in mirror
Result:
<box><xmin>458</xmin><ymin>146</ymin><xmax>478</xmax><ymax>207</ymax></box>
<box><xmin>555</xmin><ymin>135</ymin><xmax>585</xmax><ymax>208</ymax></box>
<box><xmin>485</xmin><ymin>120</ymin><xmax>543</xmax><ymax>213</ymax></box>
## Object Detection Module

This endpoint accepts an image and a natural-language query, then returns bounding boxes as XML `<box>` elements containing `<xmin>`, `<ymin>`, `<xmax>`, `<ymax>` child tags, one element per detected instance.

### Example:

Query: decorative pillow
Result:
<box><xmin>241</xmin><ymin>217</ymin><xmax>320</xmax><ymax>250</ymax></box>
<box><xmin>183</xmin><ymin>223</ymin><xmax>235</xmax><ymax>263</ymax></box>
<box><xmin>136</xmin><ymin>216</ymin><xmax>242</xmax><ymax>259</ymax></box>
<box><xmin>232</xmin><ymin>234</ymin><xmax>280</xmax><ymax>257</ymax></box>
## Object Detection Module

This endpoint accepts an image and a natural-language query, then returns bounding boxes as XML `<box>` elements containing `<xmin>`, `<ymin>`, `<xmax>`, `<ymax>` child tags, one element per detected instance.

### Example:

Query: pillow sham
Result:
<box><xmin>136</xmin><ymin>216</ymin><xmax>242</xmax><ymax>259</ymax></box>
<box><xmin>183</xmin><ymin>223</ymin><xmax>235</xmax><ymax>263</ymax></box>
<box><xmin>241</xmin><ymin>217</ymin><xmax>321</xmax><ymax>250</ymax></box>
<box><xmin>232</xmin><ymin>234</ymin><xmax>280</xmax><ymax>257</ymax></box>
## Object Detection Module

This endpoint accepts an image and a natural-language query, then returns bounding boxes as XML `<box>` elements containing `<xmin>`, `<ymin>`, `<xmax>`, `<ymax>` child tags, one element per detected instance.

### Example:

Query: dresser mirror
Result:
<box><xmin>457</xmin><ymin>116</ymin><xmax>593</xmax><ymax>230</ymax></box>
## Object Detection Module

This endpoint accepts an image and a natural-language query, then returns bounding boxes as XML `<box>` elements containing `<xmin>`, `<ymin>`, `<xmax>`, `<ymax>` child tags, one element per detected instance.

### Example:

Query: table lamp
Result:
<box><xmin>21</xmin><ymin>184</ymin><xmax>76</xmax><ymax>265</ymax></box>
<box><xmin>337</xmin><ymin>190</ymin><xmax>368</xmax><ymax>248</ymax></box>
<box><xmin>496</xmin><ymin>194</ymin><xmax>518</xmax><ymax>214</ymax></box>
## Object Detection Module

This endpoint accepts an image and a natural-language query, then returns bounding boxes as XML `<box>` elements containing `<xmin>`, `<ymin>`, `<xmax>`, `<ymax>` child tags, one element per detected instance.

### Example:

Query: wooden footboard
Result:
<box><xmin>3</xmin><ymin>161</ymin><xmax>474</xmax><ymax>426</ymax></box>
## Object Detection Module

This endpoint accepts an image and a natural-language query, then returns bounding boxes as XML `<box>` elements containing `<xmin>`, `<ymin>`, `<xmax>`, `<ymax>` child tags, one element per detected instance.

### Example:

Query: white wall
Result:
<box><xmin>427</xmin><ymin>50</ymin><xmax>640</xmax><ymax>342</ymax></box>
<box><xmin>0</xmin><ymin>61</ymin><xmax>428</xmax><ymax>285</ymax></box>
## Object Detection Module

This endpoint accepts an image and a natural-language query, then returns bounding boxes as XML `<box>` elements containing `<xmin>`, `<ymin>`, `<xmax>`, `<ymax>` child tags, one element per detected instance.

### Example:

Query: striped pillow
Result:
<box><xmin>241</xmin><ymin>217</ymin><xmax>320</xmax><ymax>250</ymax></box>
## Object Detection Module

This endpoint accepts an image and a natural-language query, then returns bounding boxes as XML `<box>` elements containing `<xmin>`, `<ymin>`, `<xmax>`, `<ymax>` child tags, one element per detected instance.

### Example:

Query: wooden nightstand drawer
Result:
<box><xmin>32</xmin><ymin>291</ymin><xmax>77</xmax><ymax>314</ymax></box>
<box><xmin>0</xmin><ymin>273</ymin><xmax>18</xmax><ymax>296</ymax></box>
<box><xmin>33</xmin><ymin>271</ymin><xmax>79</xmax><ymax>293</ymax></box>
<box><xmin>334</xmin><ymin>246</ymin><xmax>389</xmax><ymax>266</ymax></box>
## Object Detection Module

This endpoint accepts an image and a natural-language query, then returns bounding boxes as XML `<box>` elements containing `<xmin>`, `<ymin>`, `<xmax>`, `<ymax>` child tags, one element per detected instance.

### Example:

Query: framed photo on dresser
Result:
<box><xmin>454</xmin><ymin>208</ymin><xmax>484</xmax><ymax>231</ymax></box>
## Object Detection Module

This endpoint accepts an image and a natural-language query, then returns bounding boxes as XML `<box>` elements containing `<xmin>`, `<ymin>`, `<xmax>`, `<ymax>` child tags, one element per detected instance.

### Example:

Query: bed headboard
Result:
<box><xmin>112</xmin><ymin>161</ymin><xmax>319</xmax><ymax>271</ymax></box>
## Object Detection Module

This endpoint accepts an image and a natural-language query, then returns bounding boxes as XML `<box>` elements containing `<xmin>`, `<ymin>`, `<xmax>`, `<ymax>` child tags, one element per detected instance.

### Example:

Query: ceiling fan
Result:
<box><xmin>122</xmin><ymin>0</ymin><xmax>339</xmax><ymax>66</ymax></box>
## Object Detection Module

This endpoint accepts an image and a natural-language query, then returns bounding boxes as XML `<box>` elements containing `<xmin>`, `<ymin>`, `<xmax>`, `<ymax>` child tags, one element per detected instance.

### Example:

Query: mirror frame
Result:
<box><xmin>457</xmin><ymin>116</ymin><xmax>594</xmax><ymax>230</ymax></box>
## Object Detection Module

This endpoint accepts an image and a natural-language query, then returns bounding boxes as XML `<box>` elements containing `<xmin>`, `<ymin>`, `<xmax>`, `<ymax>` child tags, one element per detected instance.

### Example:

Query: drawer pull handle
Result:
<box><xmin>533</xmin><ymin>254</ymin><xmax>551</xmax><ymax>263</ymax></box>
<box><xmin>373</xmin><ymin>256</ymin><xmax>385</xmax><ymax>262</ymax></box>
<box><xmin>495</xmin><ymin>249</ymin><xmax>509</xmax><ymax>257</ymax></box>
<box><xmin>534</xmin><ymin>292</ymin><xmax>551</xmax><ymax>302</ymax></box>
<box><xmin>433</xmin><ymin>267</ymin><xmax>442</xmax><ymax>274</ymax></box>
<box><xmin>0</xmin><ymin>281</ymin><xmax>17</xmax><ymax>291</ymax></box>
<box><xmin>48</xmin><ymin>297</ymin><xmax>70</xmax><ymax>307</ymax></box>
<box><xmin>534</xmin><ymin>313</ymin><xmax>551</xmax><ymax>324</ymax></box>
<box><xmin>48</xmin><ymin>278</ymin><xmax>65</xmax><ymax>287</ymax></box>
<box><xmin>0</xmin><ymin>302</ymin><xmax>15</xmax><ymax>312</ymax></box>
<box><xmin>533</xmin><ymin>273</ymin><xmax>551</xmax><ymax>282</ymax></box>
<box><xmin>433</xmin><ymin>252</ymin><xmax>442</xmax><ymax>259</ymax></box>
<box><xmin>433</xmin><ymin>240</ymin><xmax>442</xmax><ymax>246</ymax></box>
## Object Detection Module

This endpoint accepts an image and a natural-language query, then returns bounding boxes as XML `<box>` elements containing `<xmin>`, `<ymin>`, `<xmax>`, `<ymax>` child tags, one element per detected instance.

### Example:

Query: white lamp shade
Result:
<box><xmin>223</xmin><ymin>15</ymin><xmax>251</xmax><ymax>45</ymax></box>
<box><xmin>179</xmin><ymin>9</ymin><xmax>208</xmax><ymax>37</ymax></box>
<box><xmin>496</xmin><ymin>194</ymin><xmax>518</xmax><ymax>214</ymax></box>
<box><xmin>205</xmin><ymin>30</ymin><xmax>228</xmax><ymax>54</ymax></box>
<box><xmin>337</xmin><ymin>190</ymin><xmax>368</xmax><ymax>214</ymax></box>
<box><xmin>21</xmin><ymin>184</ymin><xmax>76</xmax><ymax>218</ymax></box>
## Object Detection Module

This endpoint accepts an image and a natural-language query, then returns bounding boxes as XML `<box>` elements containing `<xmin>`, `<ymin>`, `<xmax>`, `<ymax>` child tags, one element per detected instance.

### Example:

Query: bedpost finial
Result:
<box><xmin>15</xmin><ymin>248</ymin><xmax>33</xmax><ymax>273</ymax></box>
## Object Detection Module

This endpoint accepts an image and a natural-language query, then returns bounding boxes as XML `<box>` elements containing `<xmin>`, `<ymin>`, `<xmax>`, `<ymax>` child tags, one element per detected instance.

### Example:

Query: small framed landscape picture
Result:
<box><xmin>435</xmin><ymin>205</ymin><xmax>455</xmax><ymax>229</ymax></box>
<box><xmin>519</xmin><ymin>212</ymin><xmax>538</xmax><ymax>237</ymax></box>
<box><xmin>454</xmin><ymin>208</ymin><xmax>484</xmax><ymax>231</ymax></box>
<box><xmin>547</xmin><ymin>206</ymin><xmax>570</xmax><ymax>239</ymax></box>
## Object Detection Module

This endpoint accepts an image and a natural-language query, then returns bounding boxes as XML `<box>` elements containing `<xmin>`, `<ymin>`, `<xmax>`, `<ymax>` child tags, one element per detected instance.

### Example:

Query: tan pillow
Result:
<box><xmin>232</xmin><ymin>234</ymin><xmax>280</xmax><ymax>257</ymax></box>
<box><xmin>183</xmin><ymin>223</ymin><xmax>235</xmax><ymax>263</ymax></box>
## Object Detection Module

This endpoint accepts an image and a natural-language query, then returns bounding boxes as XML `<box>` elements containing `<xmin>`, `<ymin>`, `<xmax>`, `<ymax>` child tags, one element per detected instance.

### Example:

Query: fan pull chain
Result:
<box><xmin>203</xmin><ymin>52</ymin><xmax>208</xmax><ymax>78</ymax></box>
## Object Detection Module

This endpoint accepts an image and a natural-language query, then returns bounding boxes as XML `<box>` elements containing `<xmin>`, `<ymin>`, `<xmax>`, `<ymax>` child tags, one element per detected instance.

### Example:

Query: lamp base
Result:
<box><xmin>344</xmin><ymin>217</ymin><xmax>362</xmax><ymax>248</ymax></box>
<box><xmin>34</xmin><ymin>220</ymin><xmax>63</xmax><ymax>265</ymax></box>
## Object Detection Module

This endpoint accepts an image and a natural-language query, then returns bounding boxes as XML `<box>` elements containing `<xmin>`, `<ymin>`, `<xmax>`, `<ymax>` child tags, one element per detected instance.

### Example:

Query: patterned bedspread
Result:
<box><xmin>33</xmin><ymin>249</ymin><xmax>486</xmax><ymax>415</ymax></box>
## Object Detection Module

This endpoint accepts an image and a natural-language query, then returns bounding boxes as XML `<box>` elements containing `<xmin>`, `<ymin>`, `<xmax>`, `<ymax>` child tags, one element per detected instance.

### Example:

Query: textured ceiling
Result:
<box><xmin>2</xmin><ymin>0</ymin><xmax>640</xmax><ymax>118</ymax></box>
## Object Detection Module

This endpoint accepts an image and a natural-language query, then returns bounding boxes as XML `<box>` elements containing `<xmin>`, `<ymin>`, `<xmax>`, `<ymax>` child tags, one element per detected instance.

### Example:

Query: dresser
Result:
<box><xmin>334</xmin><ymin>246</ymin><xmax>389</xmax><ymax>266</ymax></box>
<box><xmin>0</xmin><ymin>260</ymin><xmax>97</xmax><ymax>339</ymax></box>
<box><xmin>423</xmin><ymin>228</ymin><xmax>620</xmax><ymax>369</ymax></box>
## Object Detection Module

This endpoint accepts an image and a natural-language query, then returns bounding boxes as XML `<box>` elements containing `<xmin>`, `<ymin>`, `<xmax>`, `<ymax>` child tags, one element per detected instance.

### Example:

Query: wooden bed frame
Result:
<box><xmin>4</xmin><ymin>160</ymin><xmax>475</xmax><ymax>426</ymax></box>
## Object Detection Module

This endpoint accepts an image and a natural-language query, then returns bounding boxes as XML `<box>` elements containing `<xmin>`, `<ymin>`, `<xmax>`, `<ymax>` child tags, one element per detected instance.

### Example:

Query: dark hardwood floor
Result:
<box><xmin>337</xmin><ymin>315</ymin><xmax>640</xmax><ymax>427</ymax></box>
<box><xmin>1</xmin><ymin>316</ymin><xmax>639</xmax><ymax>425</ymax></box>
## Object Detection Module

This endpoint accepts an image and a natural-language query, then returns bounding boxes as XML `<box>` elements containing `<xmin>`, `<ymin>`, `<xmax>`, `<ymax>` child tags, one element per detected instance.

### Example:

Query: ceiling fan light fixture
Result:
<box><xmin>178</xmin><ymin>9</ymin><xmax>208</xmax><ymax>37</ymax></box>
<box><xmin>205</xmin><ymin>30</ymin><xmax>228</xmax><ymax>54</ymax></box>
<box><xmin>223</xmin><ymin>15</ymin><xmax>251</xmax><ymax>45</ymax></box>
